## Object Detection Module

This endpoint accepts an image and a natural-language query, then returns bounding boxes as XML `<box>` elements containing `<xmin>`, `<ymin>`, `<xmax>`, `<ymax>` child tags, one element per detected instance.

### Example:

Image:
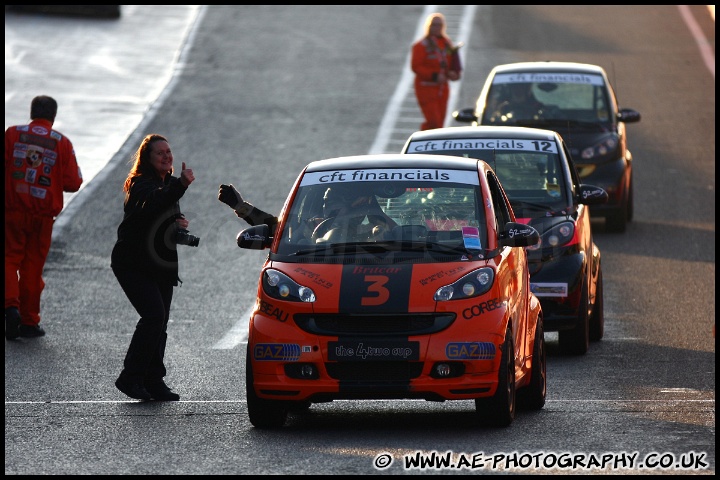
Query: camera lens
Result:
<box><xmin>176</xmin><ymin>228</ymin><xmax>200</xmax><ymax>247</ymax></box>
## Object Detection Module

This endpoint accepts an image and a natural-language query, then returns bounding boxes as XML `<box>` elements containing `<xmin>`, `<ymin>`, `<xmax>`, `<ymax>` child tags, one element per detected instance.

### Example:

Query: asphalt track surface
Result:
<box><xmin>5</xmin><ymin>5</ymin><xmax>715</xmax><ymax>476</ymax></box>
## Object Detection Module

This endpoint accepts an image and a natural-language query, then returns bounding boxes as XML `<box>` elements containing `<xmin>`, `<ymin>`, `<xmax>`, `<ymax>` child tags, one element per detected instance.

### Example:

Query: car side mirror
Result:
<box><xmin>237</xmin><ymin>224</ymin><xmax>272</xmax><ymax>250</ymax></box>
<box><xmin>499</xmin><ymin>222</ymin><xmax>540</xmax><ymax>248</ymax></box>
<box><xmin>577</xmin><ymin>184</ymin><xmax>609</xmax><ymax>205</ymax></box>
<box><xmin>618</xmin><ymin>108</ymin><xmax>641</xmax><ymax>123</ymax></box>
<box><xmin>452</xmin><ymin>107</ymin><xmax>477</xmax><ymax>123</ymax></box>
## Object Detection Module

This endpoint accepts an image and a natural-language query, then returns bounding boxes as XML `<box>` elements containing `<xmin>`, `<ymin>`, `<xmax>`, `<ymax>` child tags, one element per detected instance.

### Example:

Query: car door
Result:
<box><xmin>485</xmin><ymin>169</ymin><xmax>531</xmax><ymax>366</ymax></box>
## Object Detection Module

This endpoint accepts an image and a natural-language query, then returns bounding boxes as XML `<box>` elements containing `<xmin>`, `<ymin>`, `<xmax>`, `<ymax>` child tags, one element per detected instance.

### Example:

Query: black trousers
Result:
<box><xmin>112</xmin><ymin>267</ymin><xmax>174</xmax><ymax>385</ymax></box>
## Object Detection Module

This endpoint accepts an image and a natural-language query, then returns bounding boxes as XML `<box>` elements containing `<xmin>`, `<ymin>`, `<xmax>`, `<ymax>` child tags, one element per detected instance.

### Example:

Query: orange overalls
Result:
<box><xmin>411</xmin><ymin>35</ymin><xmax>455</xmax><ymax>131</ymax></box>
<box><xmin>5</xmin><ymin>118</ymin><xmax>83</xmax><ymax>326</ymax></box>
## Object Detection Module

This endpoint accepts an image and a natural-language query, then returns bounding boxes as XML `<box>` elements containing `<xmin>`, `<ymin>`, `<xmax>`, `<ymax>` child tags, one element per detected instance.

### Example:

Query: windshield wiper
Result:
<box><xmin>515</xmin><ymin>118</ymin><xmax>602</xmax><ymax>129</ymax></box>
<box><xmin>511</xmin><ymin>200</ymin><xmax>573</xmax><ymax>218</ymax></box>
<box><xmin>291</xmin><ymin>240</ymin><xmax>490</xmax><ymax>257</ymax></box>
<box><xmin>425</xmin><ymin>241</ymin><xmax>485</xmax><ymax>255</ymax></box>
<box><xmin>290</xmin><ymin>242</ymin><xmax>390</xmax><ymax>256</ymax></box>
<box><xmin>510</xmin><ymin>199</ymin><xmax>553</xmax><ymax>211</ymax></box>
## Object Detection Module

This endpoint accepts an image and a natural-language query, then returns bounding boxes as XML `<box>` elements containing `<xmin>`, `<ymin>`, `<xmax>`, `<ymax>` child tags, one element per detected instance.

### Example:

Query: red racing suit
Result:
<box><xmin>5</xmin><ymin>118</ymin><xmax>83</xmax><ymax>326</ymax></box>
<box><xmin>411</xmin><ymin>35</ymin><xmax>458</xmax><ymax>131</ymax></box>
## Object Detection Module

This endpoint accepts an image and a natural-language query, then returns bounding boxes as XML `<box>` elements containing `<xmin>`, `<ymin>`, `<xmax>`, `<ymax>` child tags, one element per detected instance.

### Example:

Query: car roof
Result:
<box><xmin>405</xmin><ymin>125</ymin><xmax>562</xmax><ymax>142</ymax></box>
<box><xmin>489</xmin><ymin>61</ymin><xmax>607</xmax><ymax>76</ymax></box>
<box><xmin>304</xmin><ymin>153</ymin><xmax>484</xmax><ymax>173</ymax></box>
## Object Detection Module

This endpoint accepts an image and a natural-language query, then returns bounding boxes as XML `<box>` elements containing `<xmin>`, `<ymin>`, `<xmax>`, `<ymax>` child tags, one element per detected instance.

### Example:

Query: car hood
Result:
<box><xmin>267</xmin><ymin>260</ymin><xmax>494</xmax><ymax>314</ymax></box>
<box><xmin>554</xmin><ymin>128</ymin><xmax>618</xmax><ymax>164</ymax></box>
<box><xmin>516</xmin><ymin>214</ymin><xmax>577</xmax><ymax>233</ymax></box>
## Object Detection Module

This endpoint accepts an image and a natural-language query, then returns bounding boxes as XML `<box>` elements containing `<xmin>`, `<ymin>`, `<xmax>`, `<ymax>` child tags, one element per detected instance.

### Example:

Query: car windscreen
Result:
<box><xmin>481</xmin><ymin>73</ymin><xmax>612</xmax><ymax>126</ymax></box>
<box><xmin>404</xmin><ymin>138</ymin><xmax>570</xmax><ymax>215</ymax></box>
<box><xmin>276</xmin><ymin>167</ymin><xmax>485</xmax><ymax>256</ymax></box>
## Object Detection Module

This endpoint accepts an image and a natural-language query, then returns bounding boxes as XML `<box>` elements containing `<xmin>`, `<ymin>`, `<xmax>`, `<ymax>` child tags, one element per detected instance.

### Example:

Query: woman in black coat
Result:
<box><xmin>111</xmin><ymin>134</ymin><xmax>195</xmax><ymax>401</ymax></box>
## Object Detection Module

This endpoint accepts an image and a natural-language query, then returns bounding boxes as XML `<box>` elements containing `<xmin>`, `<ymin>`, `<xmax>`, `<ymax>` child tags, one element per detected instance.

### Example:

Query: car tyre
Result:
<box><xmin>287</xmin><ymin>400</ymin><xmax>312</xmax><ymax>412</ymax></box>
<box><xmin>605</xmin><ymin>197</ymin><xmax>628</xmax><ymax>233</ymax></box>
<box><xmin>558</xmin><ymin>283</ymin><xmax>590</xmax><ymax>355</ymax></box>
<box><xmin>589</xmin><ymin>268</ymin><xmax>604</xmax><ymax>342</ymax></box>
<box><xmin>246</xmin><ymin>347</ymin><xmax>288</xmax><ymax>428</ymax></box>
<box><xmin>517</xmin><ymin>316</ymin><xmax>546</xmax><ymax>410</ymax></box>
<box><xmin>626</xmin><ymin>178</ymin><xmax>634</xmax><ymax>223</ymax></box>
<box><xmin>475</xmin><ymin>326</ymin><xmax>516</xmax><ymax>426</ymax></box>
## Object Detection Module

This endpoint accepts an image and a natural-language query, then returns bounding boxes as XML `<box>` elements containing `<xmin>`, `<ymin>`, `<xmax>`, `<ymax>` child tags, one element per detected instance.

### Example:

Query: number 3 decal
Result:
<box><xmin>361</xmin><ymin>275</ymin><xmax>390</xmax><ymax>306</ymax></box>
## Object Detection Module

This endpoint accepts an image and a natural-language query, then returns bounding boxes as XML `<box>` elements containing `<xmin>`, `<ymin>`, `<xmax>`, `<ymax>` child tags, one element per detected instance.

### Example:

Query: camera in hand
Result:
<box><xmin>175</xmin><ymin>228</ymin><xmax>200</xmax><ymax>247</ymax></box>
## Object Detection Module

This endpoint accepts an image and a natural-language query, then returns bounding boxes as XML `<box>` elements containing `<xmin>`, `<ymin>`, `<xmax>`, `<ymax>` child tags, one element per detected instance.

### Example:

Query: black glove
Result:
<box><xmin>218</xmin><ymin>184</ymin><xmax>252</xmax><ymax>217</ymax></box>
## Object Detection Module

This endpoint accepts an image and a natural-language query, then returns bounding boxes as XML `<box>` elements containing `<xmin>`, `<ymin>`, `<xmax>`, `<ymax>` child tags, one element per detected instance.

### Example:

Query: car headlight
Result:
<box><xmin>526</xmin><ymin>221</ymin><xmax>576</xmax><ymax>251</ymax></box>
<box><xmin>574</xmin><ymin>163</ymin><xmax>596</xmax><ymax>178</ymax></box>
<box><xmin>581</xmin><ymin>134</ymin><xmax>619</xmax><ymax>160</ymax></box>
<box><xmin>434</xmin><ymin>267</ymin><xmax>494</xmax><ymax>301</ymax></box>
<box><xmin>263</xmin><ymin>269</ymin><xmax>316</xmax><ymax>303</ymax></box>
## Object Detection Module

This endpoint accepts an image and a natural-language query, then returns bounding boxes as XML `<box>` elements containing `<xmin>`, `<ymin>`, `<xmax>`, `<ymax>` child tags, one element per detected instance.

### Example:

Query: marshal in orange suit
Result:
<box><xmin>411</xmin><ymin>13</ymin><xmax>462</xmax><ymax>131</ymax></box>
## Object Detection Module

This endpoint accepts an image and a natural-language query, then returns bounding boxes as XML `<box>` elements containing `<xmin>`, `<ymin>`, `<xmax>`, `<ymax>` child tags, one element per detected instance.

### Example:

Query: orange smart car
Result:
<box><xmin>238</xmin><ymin>154</ymin><xmax>545</xmax><ymax>428</ymax></box>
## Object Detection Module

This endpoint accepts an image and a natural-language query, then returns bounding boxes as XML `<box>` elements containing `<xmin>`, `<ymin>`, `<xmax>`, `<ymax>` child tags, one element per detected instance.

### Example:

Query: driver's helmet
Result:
<box><xmin>323</xmin><ymin>186</ymin><xmax>370</xmax><ymax>218</ymax></box>
<box><xmin>508</xmin><ymin>82</ymin><xmax>532</xmax><ymax>100</ymax></box>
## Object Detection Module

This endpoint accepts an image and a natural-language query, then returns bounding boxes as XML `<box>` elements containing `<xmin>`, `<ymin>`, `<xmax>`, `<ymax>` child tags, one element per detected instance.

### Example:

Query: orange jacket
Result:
<box><xmin>5</xmin><ymin>118</ymin><xmax>83</xmax><ymax>217</ymax></box>
<box><xmin>411</xmin><ymin>36</ymin><xmax>457</xmax><ymax>86</ymax></box>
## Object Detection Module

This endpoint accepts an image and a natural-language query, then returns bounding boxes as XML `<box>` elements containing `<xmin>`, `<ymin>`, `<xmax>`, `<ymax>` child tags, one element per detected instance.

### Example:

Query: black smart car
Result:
<box><xmin>453</xmin><ymin>61</ymin><xmax>640</xmax><ymax>233</ymax></box>
<box><xmin>402</xmin><ymin>126</ymin><xmax>607</xmax><ymax>355</ymax></box>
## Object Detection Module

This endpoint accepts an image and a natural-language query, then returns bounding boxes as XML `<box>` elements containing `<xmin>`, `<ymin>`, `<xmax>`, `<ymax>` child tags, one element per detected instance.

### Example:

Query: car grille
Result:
<box><xmin>294</xmin><ymin>313</ymin><xmax>455</xmax><ymax>336</ymax></box>
<box><xmin>325</xmin><ymin>361</ymin><xmax>423</xmax><ymax>382</ymax></box>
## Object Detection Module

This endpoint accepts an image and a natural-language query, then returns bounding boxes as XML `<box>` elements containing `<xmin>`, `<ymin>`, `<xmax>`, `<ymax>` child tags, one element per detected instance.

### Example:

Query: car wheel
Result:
<box><xmin>558</xmin><ymin>283</ymin><xmax>590</xmax><ymax>355</ymax></box>
<box><xmin>626</xmin><ymin>178</ymin><xmax>634</xmax><ymax>222</ymax></box>
<box><xmin>246</xmin><ymin>346</ymin><xmax>288</xmax><ymax>428</ymax></box>
<box><xmin>517</xmin><ymin>316</ymin><xmax>546</xmax><ymax>410</ymax></box>
<box><xmin>605</xmin><ymin>195</ymin><xmax>628</xmax><ymax>233</ymax></box>
<box><xmin>589</xmin><ymin>268</ymin><xmax>604</xmax><ymax>342</ymax></box>
<box><xmin>287</xmin><ymin>400</ymin><xmax>312</xmax><ymax>412</ymax></box>
<box><xmin>475</xmin><ymin>326</ymin><xmax>516</xmax><ymax>426</ymax></box>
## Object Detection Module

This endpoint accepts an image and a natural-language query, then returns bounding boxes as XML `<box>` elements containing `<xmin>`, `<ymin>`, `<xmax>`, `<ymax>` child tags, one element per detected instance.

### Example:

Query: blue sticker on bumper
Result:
<box><xmin>254</xmin><ymin>343</ymin><xmax>301</xmax><ymax>361</ymax></box>
<box><xmin>446</xmin><ymin>342</ymin><xmax>496</xmax><ymax>359</ymax></box>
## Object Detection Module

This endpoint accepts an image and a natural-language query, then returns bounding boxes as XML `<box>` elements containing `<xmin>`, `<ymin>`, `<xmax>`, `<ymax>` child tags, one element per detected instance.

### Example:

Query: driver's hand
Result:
<box><xmin>218</xmin><ymin>183</ymin><xmax>253</xmax><ymax>217</ymax></box>
<box><xmin>218</xmin><ymin>184</ymin><xmax>243</xmax><ymax>209</ymax></box>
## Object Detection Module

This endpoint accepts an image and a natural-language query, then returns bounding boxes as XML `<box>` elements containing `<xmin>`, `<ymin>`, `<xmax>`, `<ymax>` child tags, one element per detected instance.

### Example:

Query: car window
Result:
<box><xmin>489</xmin><ymin>152</ymin><xmax>559</xmax><ymax>198</ymax></box>
<box><xmin>482</xmin><ymin>73</ymin><xmax>612</xmax><ymax>124</ymax></box>
<box><xmin>403</xmin><ymin>138</ymin><xmax>570</xmax><ymax>212</ymax></box>
<box><xmin>276</xmin><ymin>167</ymin><xmax>487</xmax><ymax>256</ymax></box>
<box><xmin>382</xmin><ymin>185</ymin><xmax>478</xmax><ymax>231</ymax></box>
<box><xmin>485</xmin><ymin>171</ymin><xmax>512</xmax><ymax>236</ymax></box>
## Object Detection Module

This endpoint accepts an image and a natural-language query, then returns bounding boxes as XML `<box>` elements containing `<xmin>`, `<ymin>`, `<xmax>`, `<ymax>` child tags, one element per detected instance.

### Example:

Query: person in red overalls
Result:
<box><xmin>5</xmin><ymin>95</ymin><xmax>83</xmax><ymax>339</ymax></box>
<box><xmin>411</xmin><ymin>13</ymin><xmax>462</xmax><ymax>131</ymax></box>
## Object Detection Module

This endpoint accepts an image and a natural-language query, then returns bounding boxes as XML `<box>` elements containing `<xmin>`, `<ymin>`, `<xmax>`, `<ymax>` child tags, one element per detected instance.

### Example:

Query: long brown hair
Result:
<box><xmin>122</xmin><ymin>134</ymin><xmax>169</xmax><ymax>193</ymax></box>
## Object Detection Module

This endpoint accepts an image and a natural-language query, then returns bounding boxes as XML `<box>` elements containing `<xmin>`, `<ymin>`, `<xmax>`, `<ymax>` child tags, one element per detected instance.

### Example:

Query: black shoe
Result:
<box><xmin>146</xmin><ymin>381</ymin><xmax>180</xmax><ymax>401</ymax></box>
<box><xmin>115</xmin><ymin>376</ymin><xmax>151</xmax><ymax>400</ymax></box>
<box><xmin>18</xmin><ymin>324</ymin><xmax>45</xmax><ymax>338</ymax></box>
<box><xmin>5</xmin><ymin>307</ymin><xmax>21</xmax><ymax>340</ymax></box>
